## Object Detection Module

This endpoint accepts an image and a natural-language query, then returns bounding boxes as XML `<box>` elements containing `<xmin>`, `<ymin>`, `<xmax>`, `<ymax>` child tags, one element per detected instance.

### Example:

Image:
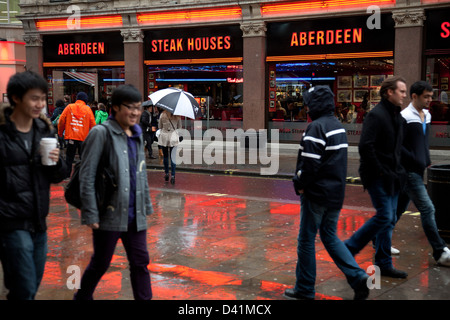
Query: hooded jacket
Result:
<box><xmin>400</xmin><ymin>103</ymin><xmax>431</xmax><ymax>177</ymax></box>
<box><xmin>0</xmin><ymin>104</ymin><xmax>67</xmax><ymax>232</ymax></box>
<box><xmin>58</xmin><ymin>100</ymin><xmax>96</xmax><ymax>141</ymax></box>
<box><xmin>293</xmin><ymin>86</ymin><xmax>348</xmax><ymax>209</ymax></box>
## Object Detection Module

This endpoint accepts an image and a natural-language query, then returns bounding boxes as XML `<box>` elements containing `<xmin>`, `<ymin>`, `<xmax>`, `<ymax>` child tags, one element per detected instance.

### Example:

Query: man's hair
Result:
<box><xmin>410</xmin><ymin>80</ymin><xmax>433</xmax><ymax>98</ymax></box>
<box><xmin>7</xmin><ymin>71</ymin><xmax>48</xmax><ymax>107</ymax></box>
<box><xmin>111</xmin><ymin>84</ymin><xmax>142</xmax><ymax>116</ymax></box>
<box><xmin>379</xmin><ymin>76</ymin><xmax>406</xmax><ymax>100</ymax></box>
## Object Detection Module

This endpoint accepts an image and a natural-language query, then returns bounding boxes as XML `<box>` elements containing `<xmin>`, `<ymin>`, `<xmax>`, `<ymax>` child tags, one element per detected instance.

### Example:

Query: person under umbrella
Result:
<box><xmin>157</xmin><ymin>110</ymin><xmax>181</xmax><ymax>184</ymax></box>
<box><xmin>149</xmin><ymin>88</ymin><xmax>200</xmax><ymax>184</ymax></box>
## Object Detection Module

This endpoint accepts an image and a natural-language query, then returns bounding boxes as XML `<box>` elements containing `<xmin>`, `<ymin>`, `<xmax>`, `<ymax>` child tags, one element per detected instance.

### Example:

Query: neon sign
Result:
<box><xmin>151</xmin><ymin>36</ymin><xmax>232</xmax><ymax>53</ymax></box>
<box><xmin>291</xmin><ymin>28</ymin><xmax>362</xmax><ymax>46</ymax></box>
<box><xmin>441</xmin><ymin>22</ymin><xmax>450</xmax><ymax>38</ymax></box>
<box><xmin>57</xmin><ymin>42</ymin><xmax>105</xmax><ymax>56</ymax></box>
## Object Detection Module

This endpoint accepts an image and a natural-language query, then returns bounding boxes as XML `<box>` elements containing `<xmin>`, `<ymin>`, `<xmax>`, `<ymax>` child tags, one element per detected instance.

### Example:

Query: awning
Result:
<box><xmin>64</xmin><ymin>71</ymin><xmax>96</xmax><ymax>86</ymax></box>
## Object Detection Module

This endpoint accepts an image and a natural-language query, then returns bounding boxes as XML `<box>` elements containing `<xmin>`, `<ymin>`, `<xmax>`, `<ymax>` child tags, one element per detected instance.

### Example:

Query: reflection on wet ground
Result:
<box><xmin>1</xmin><ymin>170</ymin><xmax>449</xmax><ymax>300</ymax></box>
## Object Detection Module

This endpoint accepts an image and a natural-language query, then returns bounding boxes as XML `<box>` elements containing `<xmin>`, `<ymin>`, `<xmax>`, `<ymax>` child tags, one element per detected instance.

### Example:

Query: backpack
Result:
<box><xmin>52</xmin><ymin>114</ymin><xmax>61</xmax><ymax>126</ymax></box>
<box><xmin>64</xmin><ymin>124</ymin><xmax>117</xmax><ymax>211</ymax></box>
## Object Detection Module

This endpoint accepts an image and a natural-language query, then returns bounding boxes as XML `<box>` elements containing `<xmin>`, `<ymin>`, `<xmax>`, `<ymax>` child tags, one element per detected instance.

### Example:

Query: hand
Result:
<box><xmin>88</xmin><ymin>223</ymin><xmax>99</xmax><ymax>229</ymax></box>
<box><xmin>48</xmin><ymin>148</ymin><xmax>60</xmax><ymax>163</ymax></box>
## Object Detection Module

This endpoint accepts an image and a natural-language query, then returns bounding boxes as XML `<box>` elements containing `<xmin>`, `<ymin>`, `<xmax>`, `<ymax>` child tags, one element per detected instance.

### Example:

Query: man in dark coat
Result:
<box><xmin>345</xmin><ymin>76</ymin><xmax>408</xmax><ymax>278</ymax></box>
<box><xmin>0</xmin><ymin>71</ymin><xmax>67</xmax><ymax>299</ymax></box>
<box><xmin>284</xmin><ymin>86</ymin><xmax>369</xmax><ymax>300</ymax></box>
<box><xmin>140</xmin><ymin>101</ymin><xmax>156</xmax><ymax>159</ymax></box>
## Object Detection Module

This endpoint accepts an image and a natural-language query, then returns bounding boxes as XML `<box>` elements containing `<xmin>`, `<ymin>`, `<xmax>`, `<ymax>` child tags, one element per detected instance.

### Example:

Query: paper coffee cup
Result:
<box><xmin>40</xmin><ymin>137</ymin><xmax>58</xmax><ymax>166</ymax></box>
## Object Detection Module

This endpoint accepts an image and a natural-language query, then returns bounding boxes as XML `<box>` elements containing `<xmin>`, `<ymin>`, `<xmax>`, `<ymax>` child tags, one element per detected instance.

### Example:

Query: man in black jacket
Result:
<box><xmin>345</xmin><ymin>76</ymin><xmax>408</xmax><ymax>278</ymax></box>
<box><xmin>140</xmin><ymin>101</ymin><xmax>156</xmax><ymax>159</ymax></box>
<box><xmin>284</xmin><ymin>86</ymin><xmax>369</xmax><ymax>300</ymax></box>
<box><xmin>0</xmin><ymin>71</ymin><xmax>67</xmax><ymax>299</ymax></box>
<box><xmin>396</xmin><ymin>81</ymin><xmax>450</xmax><ymax>266</ymax></box>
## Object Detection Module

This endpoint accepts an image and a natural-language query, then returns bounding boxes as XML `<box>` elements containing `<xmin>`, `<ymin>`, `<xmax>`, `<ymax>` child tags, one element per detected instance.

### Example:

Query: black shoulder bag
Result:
<box><xmin>64</xmin><ymin>124</ymin><xmax>117</xmax><ymax>212</ymax></box>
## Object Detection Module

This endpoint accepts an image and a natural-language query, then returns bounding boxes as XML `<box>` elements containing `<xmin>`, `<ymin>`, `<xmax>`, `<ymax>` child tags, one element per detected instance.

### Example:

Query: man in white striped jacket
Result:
<box><xmin>284</xmin><ymin>86</ymin><xmax>369</xmax><ymax>300</ymax></box>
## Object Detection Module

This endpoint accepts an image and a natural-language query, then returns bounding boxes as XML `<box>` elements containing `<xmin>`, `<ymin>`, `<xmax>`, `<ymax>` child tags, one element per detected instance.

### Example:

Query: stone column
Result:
<box><xmin>392</xmin><ymin>8</ymin><xmax>426</xmax><ymax>101</ymax></box>
<box><xmin>23</xmin><ymin>33</ymin><xmax>43</xmax><ymax>76</ymax></box>
<box><xmin>241</xmin><ymin>22</ymin><xmax>267</xmax><ymax>131</ymax></box>
<box><xmin>121</xmin><ymin>28</ymin><xmax>145</xmax><ymax>97</ymax></box>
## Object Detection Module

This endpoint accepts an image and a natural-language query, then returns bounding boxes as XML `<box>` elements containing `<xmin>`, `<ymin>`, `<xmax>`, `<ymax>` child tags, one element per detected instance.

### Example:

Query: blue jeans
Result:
<box><xmin>345</xmin><ymin>179</ymin><xmax>398</xmax><ymax>269</ymax></box>
<box><xmin>0</xmin><ymin>230</ymin><xmax>47</xmax><ymax>300</ymax></box>
<box><xmin>397</xmin><ymin>172</ymin><xmax>447</xmax><ymax>261</ymax></box>
<box><xmin>295</xmin><ymin>194</ymin><xmax>368</xmax><ymax>298</ymax></box>
<box><xmin>162</xmin><ymin>146</ymin><xmax>176</xmax><ymax>176</ymax></box>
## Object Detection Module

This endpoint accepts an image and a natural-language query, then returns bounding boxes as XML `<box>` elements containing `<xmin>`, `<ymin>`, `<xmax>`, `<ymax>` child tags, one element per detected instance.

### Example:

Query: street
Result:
<box><xmin>1</xmin><ymin>169</ymin><xmax>449</xmax><ymax>301</ymax></box>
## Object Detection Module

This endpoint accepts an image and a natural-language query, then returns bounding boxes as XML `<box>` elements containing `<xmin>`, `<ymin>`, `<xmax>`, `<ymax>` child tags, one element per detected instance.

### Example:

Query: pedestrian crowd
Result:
<box><xmin>0</xmin><ymin>71</ymin><xmax>448</xmax><ymax>301</ymax></box>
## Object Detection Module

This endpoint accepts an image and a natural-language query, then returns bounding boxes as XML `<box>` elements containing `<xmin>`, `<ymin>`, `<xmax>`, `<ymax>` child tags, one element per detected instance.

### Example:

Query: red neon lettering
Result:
<box><xmin>224</xmin><ymin>36</ymin><xmax>231</xmax><ymax>49</ymax></box>
<box><xmin>217</xmin><ymin>36</ymin><xmax>223</xmax><ymax>50</ymax></box>
<box><xmin>210</xmin><ymin>37</ymin><xmax>217</xmax><ymax>50</ymax></box>
<box><xmin>353</xmin><ymin>28</ymin><xmax>362</xmax><ymax>43</ymax></box>
<box><xmin>316</xmin><ymin>31</ymin><xmax>324</xmax><ymax>45</ymax></box>
<box><xmin>326</xmin><ymin>30</ymin><xmax>334</xmax><ymax>44</ymax></box>
<box><xmin>441</xmin><ymin>22</ymin><xmax>450</xmax><ymax>38</ymax></box>
<box><xmin>290</xmin><ymin>33</ymin><xmax>298</xmax><ymax>46</ymax></box>
<box><xmin>187</xmin><ymin>38</ymin><xmax>194</xmax><ymax>51</ymax></box>
<box><xmin>308</xmin><ymin>31</ymin><xmax>315</xmax><ymax>46</ymax></box>
<box><xmin>300</xmin><ymin>32</ymin><xmax>307</xmax><ymax>46</ymax></box>
<box><xmin>335</xmin><ymin>29</ymin><xmax>342</xmax><ymax>44</ymax></box>
<box><xmin>151</xmin><ymin>40</ymin><xmax>157</xmax><ymax>52</ymax></box>
<box><xmin>75</xmin><ymin>43</ymin><xmax>80</xmax><ymax>55</ymax></box>
<box><xmin>344</xmin><ymin>29</ymin><xmax>351</xmax><ymax>43</ymax></box>
<box><xmin>58</xmin><ymin>44</ymin><xmax>63</xmax><ymax>55</ymax></box>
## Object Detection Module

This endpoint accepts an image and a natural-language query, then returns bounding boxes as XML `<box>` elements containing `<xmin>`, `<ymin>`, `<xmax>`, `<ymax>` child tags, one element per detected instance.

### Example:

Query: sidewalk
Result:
<box><xmin>146</xmin><ymin>140</ymin><xmax>450</xmax><ymax>182</ymax></box>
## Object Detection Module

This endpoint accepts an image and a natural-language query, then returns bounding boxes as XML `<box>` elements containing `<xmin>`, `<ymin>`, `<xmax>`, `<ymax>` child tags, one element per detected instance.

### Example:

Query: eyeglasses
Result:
<box><xmin>121</xmin><ymin>103</ymin><xmax>143</xmax><ymax>112</ymax></box>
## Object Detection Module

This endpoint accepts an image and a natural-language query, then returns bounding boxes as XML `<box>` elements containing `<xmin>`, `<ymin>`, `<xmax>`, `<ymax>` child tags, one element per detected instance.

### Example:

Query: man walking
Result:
<box><xmin>58</xmin><ymin>91</ymin><xmax>96</xmax><ymax>177</ymax></box>
<box><xmin>345</xmin><ymin>76</ymin><xmax>408</xmax><ymax>278</ymax></box>
<box><xmin>140</xmin><ymin>101</ymin><xmax>156</xmax><ymax>159</ymax></box>
<box><xmin>74</xmin><ymin>84</ymin><xmax>153</xmax><ymax>300</ymax></box>
<box><xmin>396</xmin><ymin>80</ymin><xmax>450</xmax><ymax>266</ymax></box>
<box><xmin>284</xmin><ymin>86</ymin><xmax>369</xmax><ymax>300</ymax></box>
<box><xmin>0</xmin><ymin>71</ymin><xmax>67</xmax><ymax>299</ymax></box>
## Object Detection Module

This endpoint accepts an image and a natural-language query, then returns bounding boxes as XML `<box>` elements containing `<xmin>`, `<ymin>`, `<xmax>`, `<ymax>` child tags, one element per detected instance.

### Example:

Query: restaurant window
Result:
<box><xmin>147</xmin><ymin>64</ymin><xmax>243</xmax><ymax>122</ymax></box>
<box><xmin>426</xmin><ymin>57</ymin><xmax>450</xmax><ymax>124</ymax></box>
<box><xmin>45</xmin><ymin>67</ymin><xmax>125</xmax><ymax>115</ymax></box>
<box><xmin>269</xmin><ymin>58</ymin><xmax>394</xmax><ymax>124</ymax></box>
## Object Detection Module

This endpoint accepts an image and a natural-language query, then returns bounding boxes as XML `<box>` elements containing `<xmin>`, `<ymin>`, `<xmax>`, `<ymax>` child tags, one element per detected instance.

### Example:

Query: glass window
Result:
<box><xmin>269</xmin><ymin>58</ymin><xmax>394</xmax><ymax>124</ymax></box>
<box><xmin>147</xmin><ymin>64</ymin><xmax>243</xmax><ymax>122</ymax></box>
<box><xmin>45</xmin><ymin>67</ymin><xmax>125</xmax><ymax>115</ymax></box>
<box><xmin>0</xmin><ymin>0</ymin><xmax>21</xmax><ymax>24</ymax></box>
<box><xmin>426</xmin><ymin>57</ymin><xmax>450</xmax><ymax>124</ymax></box>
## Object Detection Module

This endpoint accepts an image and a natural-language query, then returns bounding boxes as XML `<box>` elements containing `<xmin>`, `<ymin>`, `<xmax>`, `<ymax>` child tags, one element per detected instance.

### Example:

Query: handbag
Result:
<box><xmin>169</xmin><ymin>119</ymin><xmax>183</xmax><ymax>142</ymax></box>
<box><xmin>64</xmin><ymin>124</ymin><xmax>117</xmax><ymax>212</ymax></box>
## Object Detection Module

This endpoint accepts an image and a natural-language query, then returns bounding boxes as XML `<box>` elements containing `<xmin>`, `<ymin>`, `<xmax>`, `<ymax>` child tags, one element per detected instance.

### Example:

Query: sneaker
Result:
<box><xmin>391</xmin><ymin>247</ymin><xmax>400</xmax><ymax>255</ymax></box>
<box><xmin>437</xmin><ymin>247</ymin><xmax>450</xmax><ymax>267</ymax></box>
<box><xmin>283</xmin><ymin>288</ymin><xmax>314</xmax><ymax>300</ymax></box>
<box><xmin>353</xmin><ymin>276</ymin><xmax>370</xmax><ymax>300</ymax></box>
<box><xmin>380</xmin><ymin>267</ymin><xmax>408</xmax><ymax>279</ymax></box>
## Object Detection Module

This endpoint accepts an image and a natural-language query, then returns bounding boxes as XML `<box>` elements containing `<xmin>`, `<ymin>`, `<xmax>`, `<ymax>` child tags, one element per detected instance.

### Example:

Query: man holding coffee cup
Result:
<box><xmin>0</xmin><ymin>71</ymin><xmax>67</xmax><ymax>300</ymax></box>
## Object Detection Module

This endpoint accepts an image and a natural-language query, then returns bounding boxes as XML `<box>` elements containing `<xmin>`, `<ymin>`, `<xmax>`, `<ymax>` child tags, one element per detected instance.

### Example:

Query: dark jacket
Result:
<box><xmin>358</xmin><ymin>98</ymin><xmax>406</xmax><ymax>195</ymax></box>
<box><xmin>0</xmin><ymin>105</ymin><xmax>67</xmax><ymax>232</ymax></box>
<box><xmin>400</xmin><ymin>103</ymin><xmax>431</xmax><ymax>177</ymax></box>
<box><xmin>293</xmin><ymin>86</ymin><xmax>348</xmax><ymax>209</ymax></box>
<box><xmin>140</xmin><ymin>109</ymin><xmax>152</xmax><ymax>134</ymax></box>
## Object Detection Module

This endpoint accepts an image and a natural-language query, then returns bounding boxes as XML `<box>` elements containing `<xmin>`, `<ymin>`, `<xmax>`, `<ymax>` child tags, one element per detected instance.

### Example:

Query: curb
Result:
<box><xmin>146</xmin><ymin>163</ymin><xmax>363</xmax><ymax>184</ymax></box>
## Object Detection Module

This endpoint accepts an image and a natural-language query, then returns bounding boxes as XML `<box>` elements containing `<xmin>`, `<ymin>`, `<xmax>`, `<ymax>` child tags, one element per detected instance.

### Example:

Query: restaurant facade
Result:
<box><xmin>18</xmin><ymin>0</ymin><xmax>450</xmax><ymax>147</ymax></box>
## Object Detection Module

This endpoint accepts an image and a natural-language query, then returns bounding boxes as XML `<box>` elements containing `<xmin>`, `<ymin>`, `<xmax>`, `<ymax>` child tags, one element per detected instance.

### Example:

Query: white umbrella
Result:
<box><xmin>149</xmin><ymin>88</ymin><xmax>200</xmax><ymax>119</ymax></box>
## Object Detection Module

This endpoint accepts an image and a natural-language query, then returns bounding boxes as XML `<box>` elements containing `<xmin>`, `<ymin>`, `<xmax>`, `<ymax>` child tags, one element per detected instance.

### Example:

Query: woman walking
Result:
<box><xmin>158</xmin><ymin>110</ymin><xmax>182</xmax><ymax>184</ymax></box>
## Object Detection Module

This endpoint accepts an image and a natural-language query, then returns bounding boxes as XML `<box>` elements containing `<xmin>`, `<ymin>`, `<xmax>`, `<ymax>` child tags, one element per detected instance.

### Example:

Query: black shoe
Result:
<box><xmin>380</xmin><ymin>267</ymin><xmax>408</xmax><ymax>279</ymax></box>
<box><xmin>353</xmin><ymin>276</ymin><xmax>370</xmax><ymax>300</ymax></box>
<box><xmin>164</xmin><ymin>173</ymin><xmax>169</xmax><ymax>181</ymax></box>
<box><xmin>283</xmin><ymin>288</ymin><xmax>314</xmax><ymax>300</ymax></box>
<box><xmin>170</xmin><ymin>177</ymin><xmax>175</xmax><ymax>184</ymax></box>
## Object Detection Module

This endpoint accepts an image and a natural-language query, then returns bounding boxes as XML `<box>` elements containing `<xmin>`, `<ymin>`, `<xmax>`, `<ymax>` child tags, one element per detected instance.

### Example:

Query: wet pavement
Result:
<box><xmin>0</xmin><ymin>142</ymin><xmax>449</xmax><ymax>302</ymax></box>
